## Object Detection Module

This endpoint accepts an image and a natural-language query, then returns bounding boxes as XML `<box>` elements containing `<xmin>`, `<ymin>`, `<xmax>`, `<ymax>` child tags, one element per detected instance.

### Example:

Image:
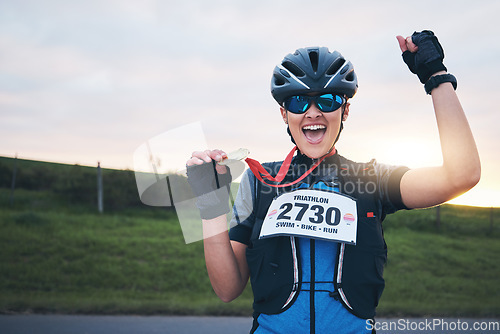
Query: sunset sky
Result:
<box><xmin>1</xmin><ymin>0</ymin><xmax>499</xmax><ymax>207</ymax></box>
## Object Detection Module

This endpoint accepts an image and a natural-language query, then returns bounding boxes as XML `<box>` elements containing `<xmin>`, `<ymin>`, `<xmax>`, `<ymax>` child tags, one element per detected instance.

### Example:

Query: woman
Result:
<box><xmin>186</xmin><ymin>31</ymin><xmax>480</xmax><ymax>333</ymax></box>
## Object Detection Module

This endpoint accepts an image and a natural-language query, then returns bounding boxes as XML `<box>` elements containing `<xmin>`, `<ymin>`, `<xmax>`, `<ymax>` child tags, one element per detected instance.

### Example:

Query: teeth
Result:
<box><xmin>302</xmin><ymin>125</ymin><xmax>326</xmax><ymax>131</ymax></box>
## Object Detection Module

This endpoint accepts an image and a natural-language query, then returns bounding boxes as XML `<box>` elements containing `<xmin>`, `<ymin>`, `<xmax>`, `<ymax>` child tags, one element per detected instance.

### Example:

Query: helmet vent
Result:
<box><xmin>273</xmin><ymin>74</ymin><xmax>286</xmax><ymax>86</ymax></box>
<box><xmin>282</xmin><ymin>61</ymin><xmax>305</xmax><ymax>78</ymax></box>
<box><xmin>345</xmin><ymin>70</ymin><xmax>355</xmax><ymax>82</ymax></box>
<box><xmin>308</xmin><ymin>50</ymin><xmax>319</xmax><ymax>72</ymax></box>
<box><xmin>326</xmin><ymin>58</ymin><xmax>345</xmax><ymax>76</ymax></box>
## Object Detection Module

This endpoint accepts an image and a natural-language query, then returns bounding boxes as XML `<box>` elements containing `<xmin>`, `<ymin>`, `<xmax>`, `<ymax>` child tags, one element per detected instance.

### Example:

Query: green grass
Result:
<box><xmin>0</xmin><ymin>205</ymin><xmax>254</xmax><ymax>315</ymax></box>
<box><xmin>377</xmin><ymin>206</ymin><xmax>500</xmax><ymax>316</ymax></box>
<box><xmin>0</xmin><ymin>187</ymin><xmax>499</xmax><ymax>317</ymax></box>
<box><xmin>380</xmin><ymin>227</ymin><xmax>499</xmax><ymax>316</ymax></box>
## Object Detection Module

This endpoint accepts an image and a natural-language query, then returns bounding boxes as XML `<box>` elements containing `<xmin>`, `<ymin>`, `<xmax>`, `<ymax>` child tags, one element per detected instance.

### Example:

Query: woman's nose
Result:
<box><xmin>305</xmin><ymin>104</ymin><xmax>322</xmax><ymax>118</ymax></box>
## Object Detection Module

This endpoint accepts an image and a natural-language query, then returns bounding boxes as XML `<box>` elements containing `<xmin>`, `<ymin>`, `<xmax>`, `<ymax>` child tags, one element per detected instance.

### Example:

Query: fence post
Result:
<box><xmin>97</xmin><ymin>162</ymin><xmax>103</xmax><ymax>213</ymax></box>
<box><xmin>9</xmin><ymin>154</ymin><xmax>18</xmax><ymax>206</ymax></box>
<box><xmin>490</xmin><ymin>207</ymin><xmax>494</xmax><ymax>235</ymax></box>
<box><xmin>436</xmin><ymin>205</ymin><xmax>441</xmax><ymax>230</ymax></box>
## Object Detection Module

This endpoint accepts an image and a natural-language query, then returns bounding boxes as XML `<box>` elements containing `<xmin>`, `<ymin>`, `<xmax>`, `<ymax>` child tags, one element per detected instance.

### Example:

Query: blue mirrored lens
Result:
<box><xmin>284</xmin><ymin>96</ymin><xmax>310</xmax><ymax>113</ymax></box>
<box><xmin>316</xmin><ymin>94</ymin><xmax>344</xmax><ymax>112</ymax></box>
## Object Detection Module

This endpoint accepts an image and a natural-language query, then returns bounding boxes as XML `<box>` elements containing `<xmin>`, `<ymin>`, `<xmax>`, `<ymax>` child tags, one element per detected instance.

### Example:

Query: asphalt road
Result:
<box><xmin>0</xmin><ymin>315</ymin><xmax>253</xmax><ymax>334</ymax></box>
<box><xmin>0</xmin><ymin>315</ymin><xmax>499</xmax><ymax>334</ymax></box>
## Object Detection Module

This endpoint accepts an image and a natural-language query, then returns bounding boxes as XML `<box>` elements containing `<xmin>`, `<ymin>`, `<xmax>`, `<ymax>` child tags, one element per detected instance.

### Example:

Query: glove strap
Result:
<box><xmin>424</xmin><ymin>74</ymin><xmax>457</xmax><ymax>95</ymax></box>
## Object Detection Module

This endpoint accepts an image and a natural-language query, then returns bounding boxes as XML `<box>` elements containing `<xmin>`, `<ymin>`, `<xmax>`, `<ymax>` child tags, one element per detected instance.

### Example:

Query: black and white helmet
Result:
<box><xmin>271</xmin><ymin>47</ymin><xmax>358</xmax><ymax>105</ymax></box>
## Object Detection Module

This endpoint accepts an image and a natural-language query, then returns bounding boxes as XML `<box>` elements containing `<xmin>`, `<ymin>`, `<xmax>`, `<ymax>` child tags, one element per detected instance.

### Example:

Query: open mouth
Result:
<box><xmin>302</xmin><ymin>124</ymin><xmax>327</xmax><ymax>144</ymax></box>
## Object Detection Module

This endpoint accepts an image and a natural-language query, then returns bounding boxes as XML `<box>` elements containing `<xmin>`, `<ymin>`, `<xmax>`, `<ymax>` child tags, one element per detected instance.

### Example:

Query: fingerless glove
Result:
<box><xmin>186</xmin><ymin>161</ymin><xmax>232</xmax><ymax>220</ymax></box>
<box><xmin>402</xmin><ymin>30</ymin><xmax>447</xmax><ymax>84</ymax></box>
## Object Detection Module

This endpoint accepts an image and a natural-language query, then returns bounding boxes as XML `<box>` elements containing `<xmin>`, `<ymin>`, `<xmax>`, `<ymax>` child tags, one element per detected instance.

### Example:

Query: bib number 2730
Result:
<box><xmin>278</xmin><ymin>202</ymin><xmax>341</xmax><ymax>226</ymax></box>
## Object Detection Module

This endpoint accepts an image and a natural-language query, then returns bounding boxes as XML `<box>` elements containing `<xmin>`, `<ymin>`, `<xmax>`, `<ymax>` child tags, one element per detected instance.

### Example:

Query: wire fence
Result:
<box><xmin>1</xmin><ymin>156</ymin><xmax>149</xmax><ymax>214</ymax></box>
<box><xmin>1</xmin><ymin>155</ymin><xmax>498</xmax><ymax>236</ymax></box>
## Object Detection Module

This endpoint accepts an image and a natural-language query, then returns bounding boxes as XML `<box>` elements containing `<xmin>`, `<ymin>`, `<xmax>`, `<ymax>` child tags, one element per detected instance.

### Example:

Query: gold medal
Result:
<box><xmin>218</xmin><ymin>148</ymin><xmax>250</xmax><ymax>165</ymax></box>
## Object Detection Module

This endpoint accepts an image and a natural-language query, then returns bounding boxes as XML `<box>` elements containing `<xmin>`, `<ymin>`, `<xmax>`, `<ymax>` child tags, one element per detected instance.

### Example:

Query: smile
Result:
<box><xmin>302</xmin><ymin>124</ymin><xmax>327</xmax><ymax>144</ymax></box>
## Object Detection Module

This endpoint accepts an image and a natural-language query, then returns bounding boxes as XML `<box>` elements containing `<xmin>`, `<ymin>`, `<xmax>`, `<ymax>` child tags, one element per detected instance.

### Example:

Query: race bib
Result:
<box><xmin>259</xmin><ymin>189</ymin><xmax>358</xmax><ymax>244</ymax></box>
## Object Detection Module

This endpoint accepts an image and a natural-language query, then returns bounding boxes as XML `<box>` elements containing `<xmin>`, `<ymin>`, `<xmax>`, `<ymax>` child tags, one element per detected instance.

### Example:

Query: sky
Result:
<box><xmin>1</xmin><ymin>0</ymin><xmax>499</xmax><ymax>207</ymax></box>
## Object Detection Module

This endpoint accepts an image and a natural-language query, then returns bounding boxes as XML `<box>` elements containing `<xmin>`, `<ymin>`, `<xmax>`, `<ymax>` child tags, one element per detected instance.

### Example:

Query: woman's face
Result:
<box><xmin>281</xmin><ymin>100</ymin><xmax>349</xmax><ymax>159</ymax></box>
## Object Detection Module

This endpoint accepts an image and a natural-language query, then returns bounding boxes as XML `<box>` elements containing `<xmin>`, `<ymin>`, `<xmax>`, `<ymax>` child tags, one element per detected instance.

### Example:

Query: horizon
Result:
<box><xmin>1</xmin><ymin>153</ymin><xmax>498</xmax><ymax>209</ymax></box>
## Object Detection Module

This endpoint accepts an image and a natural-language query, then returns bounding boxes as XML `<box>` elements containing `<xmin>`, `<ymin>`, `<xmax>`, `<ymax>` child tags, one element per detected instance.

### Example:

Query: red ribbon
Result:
<box><xmin>245</xmin><ymin>146</ymin><xmax>336</xmax><ymax>188</ymax></box>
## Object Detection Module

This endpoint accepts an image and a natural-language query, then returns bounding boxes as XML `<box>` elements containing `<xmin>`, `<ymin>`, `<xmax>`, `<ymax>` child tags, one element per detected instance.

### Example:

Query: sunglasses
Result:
<box><xmin>284</xmin><ymin>93</ymin><xmax>345</xmax><ymax>114</ymax></box>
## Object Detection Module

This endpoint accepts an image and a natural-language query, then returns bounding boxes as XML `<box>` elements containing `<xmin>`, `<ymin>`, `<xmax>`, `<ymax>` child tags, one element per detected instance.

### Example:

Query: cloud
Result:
<box><xmin>0</xmin><ymin>0</ymin><xmax>499</xmax><ymax>205</ymax></box>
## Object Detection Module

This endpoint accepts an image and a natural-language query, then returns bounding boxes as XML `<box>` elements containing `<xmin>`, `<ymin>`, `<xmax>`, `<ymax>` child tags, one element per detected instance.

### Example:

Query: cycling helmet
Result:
<box><xmin>271</xmin><ymin>47</ymin><xmax>358</xmax><ymax>105</ymax></box>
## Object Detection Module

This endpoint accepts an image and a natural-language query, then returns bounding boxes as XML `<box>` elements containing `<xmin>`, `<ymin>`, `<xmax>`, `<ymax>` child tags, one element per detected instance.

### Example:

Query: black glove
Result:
<box><xmin>186</xmin><ymin>160</ymin><xmax>232</xmax><ymax>220</ymax></box>
<box><xmin>402</xmin><ymin>30</ymin><xmax>447</xmax><ymax>84</ymax></box>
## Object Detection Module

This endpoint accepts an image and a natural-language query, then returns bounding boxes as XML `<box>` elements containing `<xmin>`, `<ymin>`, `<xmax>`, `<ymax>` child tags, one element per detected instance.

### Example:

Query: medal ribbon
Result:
<box><xmin>245</xmin><ymin>146</ymin><xmax>336</xmax><ymax>188</ymax></box>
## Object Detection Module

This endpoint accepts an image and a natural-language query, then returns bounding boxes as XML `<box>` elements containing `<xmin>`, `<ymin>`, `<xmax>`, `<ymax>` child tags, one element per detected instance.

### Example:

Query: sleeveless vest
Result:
<box><xmin>246</xmin><ymin>153</ymin><xmax>391</xmax><ymax>320</ymax></box>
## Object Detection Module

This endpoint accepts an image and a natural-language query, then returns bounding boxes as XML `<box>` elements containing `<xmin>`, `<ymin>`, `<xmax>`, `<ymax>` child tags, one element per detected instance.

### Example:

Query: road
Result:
<box><xmin>0</xmin><ymin>315</ymin><xmax>499</xmax><ymax>334</ymax></box>
<box><xmin>0</xmin><ymin>315</ymin><xmax>252</xmax><ymax>334</ymax></box>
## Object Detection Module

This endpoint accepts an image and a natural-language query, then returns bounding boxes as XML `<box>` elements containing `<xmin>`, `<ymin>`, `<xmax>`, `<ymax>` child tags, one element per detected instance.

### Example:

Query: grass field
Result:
<box><xmin>1</xmin><ymin>191</ymin><xmax>499</xmax><ymax>317</ymax></box>
<box><xmin>0</xmin><ymin>187</ymin><xmax>253</xmax><ymax>315</ymax></box>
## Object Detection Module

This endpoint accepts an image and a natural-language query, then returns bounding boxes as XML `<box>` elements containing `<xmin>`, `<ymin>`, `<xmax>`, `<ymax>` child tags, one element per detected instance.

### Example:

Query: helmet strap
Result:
<box><xmin>333</xmin><ymin>104</ymin><xmax>347</xmax><ymax>146</ymax></box>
